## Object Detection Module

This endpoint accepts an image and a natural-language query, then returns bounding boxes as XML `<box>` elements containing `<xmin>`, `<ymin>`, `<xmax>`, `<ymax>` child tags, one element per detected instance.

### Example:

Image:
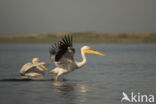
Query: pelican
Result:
<box><xmin>19</xmin><ymin>58</ymin><xmax>49</xmax><ymax>78</ymax></box>
<box><xmin>49</xmin><ymin>35</ymin><xmax>105</xmax><ymax>80</ymax></box>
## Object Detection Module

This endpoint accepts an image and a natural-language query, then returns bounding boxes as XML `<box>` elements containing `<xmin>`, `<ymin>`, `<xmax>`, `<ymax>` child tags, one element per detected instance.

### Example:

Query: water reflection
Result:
<box><xmin>52</xmin><ymin>81</ymin><xmax>75</xmax><ymax>104</ymax></box>
<box><xmin>79</xmin><ymin>84</ymin><xmax>88</xmax><ymax>93</ymax></box>
<box><xmin>52</xmin><ymin>81</ymin><xmax>74</xmax><ymax>92</ymax></box>
<box><xmin>52</xmin><ymin>81</ymin><xmax>90</xmax><ymax>104</ymax></box>
<box><xmin>78</xmin><ymin>84</ymin><xmax>89</xmax><ymax>104</ymax></box>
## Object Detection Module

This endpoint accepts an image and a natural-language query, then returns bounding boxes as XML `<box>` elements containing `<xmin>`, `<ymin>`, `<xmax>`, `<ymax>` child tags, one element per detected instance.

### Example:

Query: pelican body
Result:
<box><xmin>49</xmin><ymin>35</ymin><xmax>105</xmax><ymax>80</ymax></box>
<box><xmin>19</xmin><ymin>58</ymin><xmax>49</xmax><ymax>79</ymax></box>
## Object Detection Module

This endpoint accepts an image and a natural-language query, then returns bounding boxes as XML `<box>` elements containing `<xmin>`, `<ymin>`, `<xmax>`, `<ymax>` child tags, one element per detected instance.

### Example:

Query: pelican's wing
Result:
<box><xmin>19</xmin><ymin>63</ymin><xmax>35</xmax><ymax>74</ymax></box>
<box><xmin>49</xmin><ymin>35</ymin><xmax>75</xmax><ymax>68</ymax></box>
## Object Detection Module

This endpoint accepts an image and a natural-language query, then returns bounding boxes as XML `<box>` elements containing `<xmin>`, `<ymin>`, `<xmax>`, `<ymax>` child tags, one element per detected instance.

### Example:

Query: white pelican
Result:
<box><xmin>49</xmin><ymin>35</ymin><xmax>105</xmax><ymax>81</ymax></box>
<box><xmin>19</xmin><ymin>58</ymin><xmax>49</xmax><ymax>78</ymax></box>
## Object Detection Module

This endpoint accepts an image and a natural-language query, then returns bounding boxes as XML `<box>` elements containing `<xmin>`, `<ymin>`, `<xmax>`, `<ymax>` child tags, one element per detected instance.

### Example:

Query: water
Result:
<box><xmin>0</xmin><ymin>44</ymin><xmax>156</xmax><ymax>104</ymax></box>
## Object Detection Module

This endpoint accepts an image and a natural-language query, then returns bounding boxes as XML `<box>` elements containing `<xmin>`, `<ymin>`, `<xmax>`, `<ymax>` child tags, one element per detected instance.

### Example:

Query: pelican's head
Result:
<box><xmin>32</xmin><ymin>58</ymin><xmax>49</xmax><ymax>71</ymax></box>
<box><xmin>32</xmin><ymin>58</ymin><xmax>40</xmax><ymax>64</ymax></box>
<box><xmin>81</xmin><ymin>46</ymin><xmax>106</xmax><ymax>56</ymax></box>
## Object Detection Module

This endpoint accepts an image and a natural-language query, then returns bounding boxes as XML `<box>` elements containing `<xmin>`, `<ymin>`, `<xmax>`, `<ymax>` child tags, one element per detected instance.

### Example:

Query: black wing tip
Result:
<box><xmin>63</xmin><ymin>34</ymin><xmax>72</xmax><ymax>43</ymax></box>
<box><xmin>49</xmin><ymin>34</ymin><xmax>74</xmax><ymax>61</ymax></box>
<box><xmin>59</xmin><ymin>34</ymin><xmax>73</xmax><ymax>47</ymax></box>
<box><xmin>49</xmin><ymin>34</ymin><xmax>72</xmax><ymax>54</ymax></box>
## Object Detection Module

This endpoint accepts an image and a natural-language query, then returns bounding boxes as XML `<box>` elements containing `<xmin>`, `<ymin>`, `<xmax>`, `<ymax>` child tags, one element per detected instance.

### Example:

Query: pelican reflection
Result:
<box><xmin>52</xmin><ymin>81</ymin><xmax>74</xmax><ymax>92</ymax></box>
<box><xmin>52</xmin><ymin>81</ymin><xmax>76</xmax><ymax>104</ymax></box>
<box><xmin>52</xmin><ymin>81</ymin><xmax>90</xmax><ymax>104</ymax></box>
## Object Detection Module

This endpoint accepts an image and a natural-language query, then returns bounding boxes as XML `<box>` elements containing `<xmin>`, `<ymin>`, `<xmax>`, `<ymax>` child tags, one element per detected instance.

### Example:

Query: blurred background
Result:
<box><xmin>0</xmin><ymin>0</ymin><xmax>156</xmax><ymax>43</ymax></box>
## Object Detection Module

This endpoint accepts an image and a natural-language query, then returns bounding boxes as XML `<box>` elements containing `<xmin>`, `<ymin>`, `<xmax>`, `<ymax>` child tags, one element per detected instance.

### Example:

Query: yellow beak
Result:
<box><xmin>40</xmin><ymin>64</ymin><xmax>49</xmax><ymax>71</ymax></box>
<box><xmin>84</xmin><ymin>49</ymin><xmax>106</xmax><ymax>56</ymax></box>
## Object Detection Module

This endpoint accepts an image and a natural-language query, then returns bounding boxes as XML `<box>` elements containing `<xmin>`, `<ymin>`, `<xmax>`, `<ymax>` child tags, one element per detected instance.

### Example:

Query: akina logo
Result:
<box><xmin>121</xmin><ymin>92</ymin><xmax>154</xmax><ymax>103</ymax></box>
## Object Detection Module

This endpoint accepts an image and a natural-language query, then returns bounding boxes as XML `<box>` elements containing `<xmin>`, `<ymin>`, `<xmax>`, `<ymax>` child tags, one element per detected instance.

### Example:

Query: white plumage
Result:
<box><xmin>19</xmin><ymin>58</ymin><xmax>49</xmax><ymax>79</ymax></box>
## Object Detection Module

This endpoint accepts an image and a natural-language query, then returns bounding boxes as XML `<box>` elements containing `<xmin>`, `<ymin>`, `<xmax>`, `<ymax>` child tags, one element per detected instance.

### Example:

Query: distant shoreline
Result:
<box><xmin>0</xmin><ymin>32</ymin><xmax>156</xmax><ymax>44</ymax></box>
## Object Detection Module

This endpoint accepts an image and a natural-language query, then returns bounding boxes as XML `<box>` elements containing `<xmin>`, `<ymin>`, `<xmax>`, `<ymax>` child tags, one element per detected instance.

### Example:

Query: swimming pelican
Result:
<box><xmin>49</xmin><ymin>35</ymin><xmax>105</xmax><ymax>80</ymax></box>
<box><xmin>19</xmin><ymin>58</ymin><xmax>49</xmax><ymax>78</ymax></box>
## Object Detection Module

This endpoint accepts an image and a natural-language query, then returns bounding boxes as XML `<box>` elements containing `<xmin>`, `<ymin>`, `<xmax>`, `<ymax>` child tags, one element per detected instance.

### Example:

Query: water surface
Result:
<box><xmin>0</xmin><ymin>44</ymin><xmax>156</xmax><ymax>104</ymax></box>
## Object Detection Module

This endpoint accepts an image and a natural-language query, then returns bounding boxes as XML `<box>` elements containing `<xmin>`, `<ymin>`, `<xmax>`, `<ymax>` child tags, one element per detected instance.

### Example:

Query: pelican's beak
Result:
<box><xmin>40</xmin><ymin>64</ymin><xmax>49</xmax><ymax>71</ymax></box>
<box><xmin>84</xmin><ymin>49</ymin><xmax>106</xmax><ymax>56</ymax></box>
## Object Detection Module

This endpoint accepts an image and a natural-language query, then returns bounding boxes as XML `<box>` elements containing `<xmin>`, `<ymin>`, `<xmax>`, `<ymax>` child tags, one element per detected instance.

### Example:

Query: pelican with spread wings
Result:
<box><xmin>49</xmin><ymin>35</ymin><xmax>105</xmax><ymax>80</ymax></box>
